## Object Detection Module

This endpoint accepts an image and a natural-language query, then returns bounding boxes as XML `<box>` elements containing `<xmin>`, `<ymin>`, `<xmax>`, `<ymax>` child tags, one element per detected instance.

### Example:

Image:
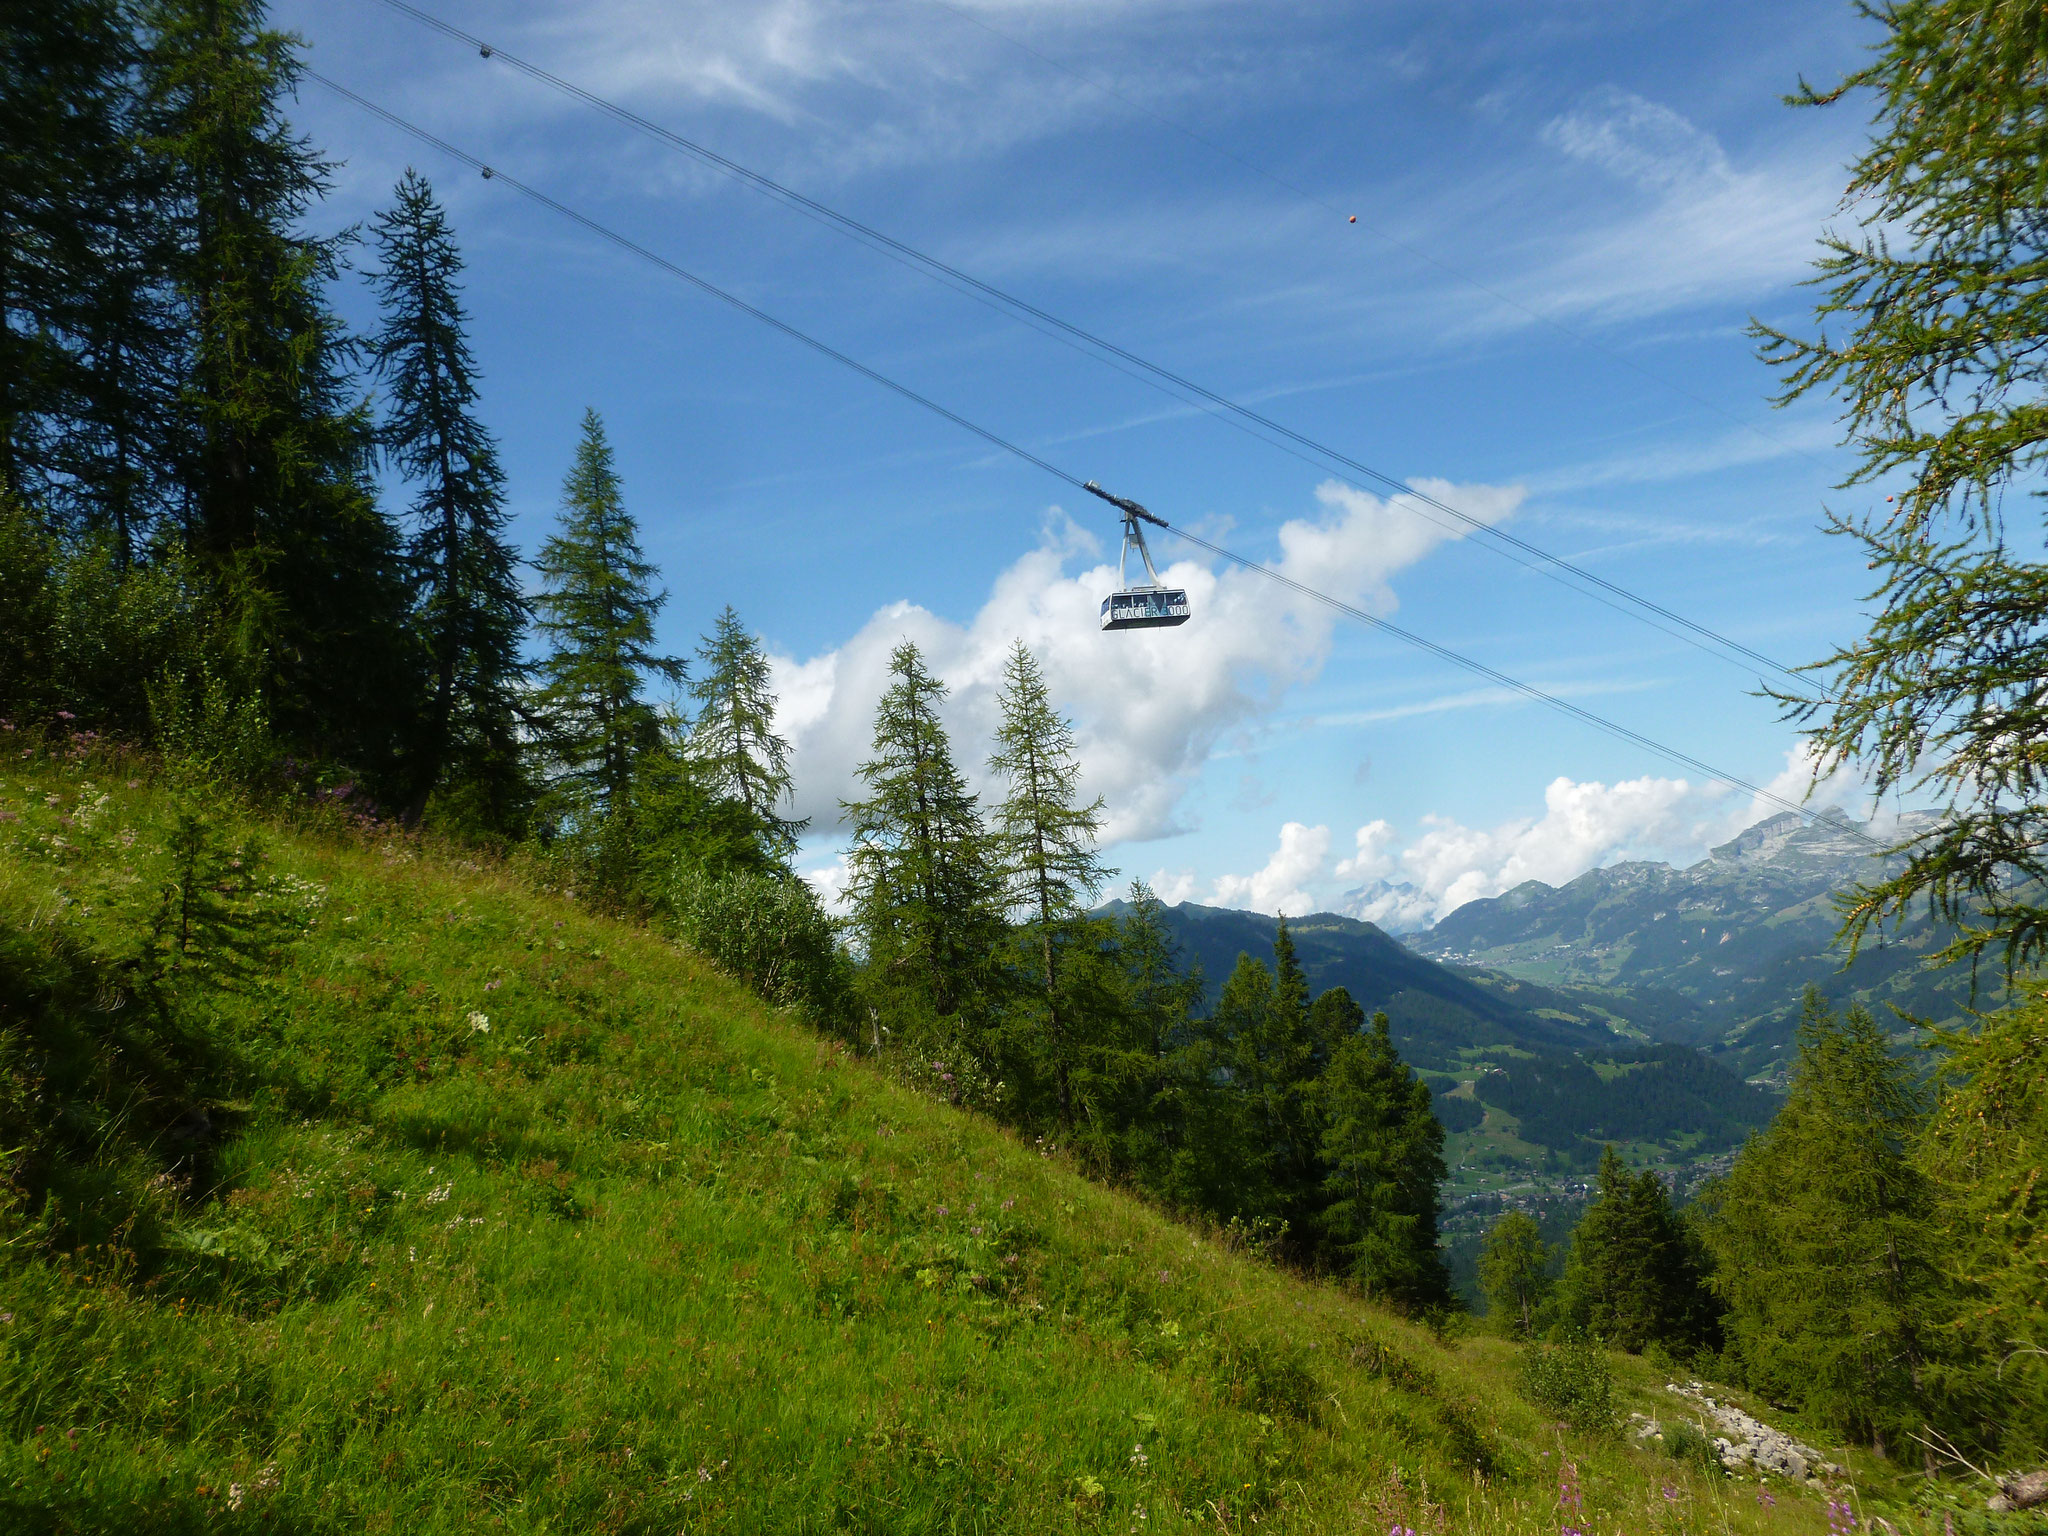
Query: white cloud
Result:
<box><xmin>1497</xmin><ymin>87</ymin><xmax>1847</xmax><ymax>325</ymax></box>
<box><xmin>1212</xmin><ymin>821</ymin><xmax>1331</xmax><ymax>917</ymax></box>
<box><xmin>1343</xmin><ymin>743</ymin><xmax>1877</xmax><ymax>926</ymax></box>
<box><xmin>1333</xmin><ymin>819</ymin><xmax>1397</xmax><ymax>882</ymax></box>
<box><xmin>773</xmin><ymin>475</ymin><xmax>1523</xmax><ymax>848</ymax></box>
<box><xmin>801</xmin><ymin>856</ymin><xmax>853</xmax><ymax>915</ymax></box>
<box><xmin>1542</xmin><ymin>87</ymin><xmax>1730</xmax><ymax>194</ymax></box>
<box><xmin>1147</xmin><ymin>868</ymin><xmax>1201</xmax><ymax>905</ymax></box>
<box><xmin>1340</xmin><ymin>880</ymin><xmax>1437</xmax><ymax>933</ymax></box>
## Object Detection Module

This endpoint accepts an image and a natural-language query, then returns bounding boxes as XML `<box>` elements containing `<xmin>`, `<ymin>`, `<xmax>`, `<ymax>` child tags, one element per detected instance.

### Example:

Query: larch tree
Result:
<box><xmin>532</xmin><ymin>410</ymin><xmax>684</xmax><ymax>876</ymax></box>
<box><xmin>988</xmin><ymin>641</ymin><xmax>1106</xmax><ymax>1125</ymax></box>
<box><xmin>1478</xmin><ymin>1209</ymin><xmax>1552</xmax><ymax>1336</ymax></box>
<box><xmin>368</xmin><ymin>167</ymin><xmax>528</xmax><ymax>832</ymax></box>
<box><xmin>1704</xmin><ymin>991</ymin><xmax>1940</xmax><ymax>1454</ymax></box>
<box><xmin>841</xmin><ymin>640</ymin><xmax>1005</xmax><ymax>1038</ymax></box>
<box><xmin>1759</xmin><ymin>2</ymin><xmax>2048</xmax><ymax>972</ymax></box>
<box><xmin>688</xmin><ymin>604</ymin><xmax>804</xmax><ymax>860</ymax></box>
<box><xmin>1757</xmin><ymin>3</ymin><xmax>2048</xmax><ymax>1461</ymax></box>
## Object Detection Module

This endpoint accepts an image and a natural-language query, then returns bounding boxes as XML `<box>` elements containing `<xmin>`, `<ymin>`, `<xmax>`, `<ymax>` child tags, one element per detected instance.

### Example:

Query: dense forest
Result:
<box><xmin>2</xmin><ymin>0</ymin><xmax>2043</xmax><ymax>1484</ymax></box>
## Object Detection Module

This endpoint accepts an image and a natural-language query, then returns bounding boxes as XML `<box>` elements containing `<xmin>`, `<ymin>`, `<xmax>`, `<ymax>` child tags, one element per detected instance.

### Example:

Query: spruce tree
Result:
<box><xmin>144</xmin><ymin>0</ymin><xmax>415</xmax><ymax>780</ymax></box>
<box><xmin>841</xmin><ymin>641</ymin><xmax>1005</xmax><ymax>1039</ymax></box>
<box><xmin>1117</xmin><ymin>881</ymin><xmax>1205</xmax><ymax>1061</ymax></box>
<box><xmin>1229</xmin><ymin>922</ymin><xmax>1327</xmax><ymax>1237</ymax></box>
<box><xmin>1704</xmin><ymin>992</ymin><xmax>1939</xmax><ymax>1453</ymax></box>
<box><xmin>0</xmin><ymin>0</ymin><xmax>125</xmax><ymax>512</ymax></box>
<box><xmin>1478</xmin><ymin>1209</ymin><xmax>1551</xmax><ymax>1336</ymax></box>
<box><xmin>687</xmin><ymin>604</ymin><xmax>804</xmax><ymax>860</ymax></box>
<box><xmin>1316</xmin><ymin>1007</ymin><xmax>1452</xmax><ymax>1311</ymax></box>
<box><xmin>988</xmin><ymin>641</ymin><xmax>1106</xmax><ymax>1125</ymax></box>
<box><xmin>367</xmin><ymin>167</ymin><xmax>528</xmax><ymax>832</ymax></box>
<box><xmin>2</xmin><ymin>0</ymin><xmax>183</xmax><ymax>556</ymax></box>
<box><xmin>1561</xmin><ymin>1145</ymin><xmax>1711</xmax><ymax>1354</ymax></box>
<box><xmin>532</xmin><ymin>410</ymin><xmax>684</xmax><ymax>880</ymax></box>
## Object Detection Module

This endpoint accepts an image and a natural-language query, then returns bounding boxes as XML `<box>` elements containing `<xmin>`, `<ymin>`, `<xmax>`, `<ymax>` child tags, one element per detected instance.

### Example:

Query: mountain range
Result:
<box><xmin>1401</xmin><ymin>808</ymin><xmax>1988</xmax><ymax>1079</ymax></box>
<box><xmin>1113</xmin><ymin>809</ymin><xmax>1981</xmax><ymax>1172</ymax></box>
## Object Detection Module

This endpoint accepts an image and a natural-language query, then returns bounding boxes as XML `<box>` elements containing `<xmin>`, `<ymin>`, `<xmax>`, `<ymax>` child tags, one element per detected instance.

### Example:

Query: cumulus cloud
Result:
<box><xmin>772</xmin><ymin>475</ymin><xmax>1523</xmax><ymax>848</ymax></box>
<box><xmin>1212</xmin><ymin>822</ymin><xmax>1331</xmax><ymax>917</ymax></box>
<box><xmin>1333</xmin><ymin>818</ymin><xmax>1397</xmax><ymax>882</ymax></box>
<box><xmin>1340</xmin><ymin>743</ymin><xmax>1878</xmax><ymax>927</ymax></box>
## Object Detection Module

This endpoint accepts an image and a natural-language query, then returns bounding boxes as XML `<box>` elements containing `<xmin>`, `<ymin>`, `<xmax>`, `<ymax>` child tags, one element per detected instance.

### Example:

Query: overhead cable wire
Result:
<box><xmin>304</xmin><ymin>71</ymin><xmax>1872</xmax><ymax>848</ymax></box>
<box><xmin>917</xmin><ymin>0</ymin><xmax>1833</xmax><ymax>475</ymax></box>
<box><xmin>363</xmin><ymin>0</ymin><xmax>1828</xmax><ymax>703</ymax></box>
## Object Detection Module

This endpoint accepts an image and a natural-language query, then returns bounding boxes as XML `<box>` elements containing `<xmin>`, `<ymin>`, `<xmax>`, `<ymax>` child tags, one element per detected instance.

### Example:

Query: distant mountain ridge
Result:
<box><xmin>1402</xmin><ymin>808</ymin><xmax>1982</xmax><ymax>1078</ymax></box>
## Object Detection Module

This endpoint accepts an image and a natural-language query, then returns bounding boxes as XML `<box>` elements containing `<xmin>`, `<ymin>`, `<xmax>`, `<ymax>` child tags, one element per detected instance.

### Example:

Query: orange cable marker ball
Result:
<box><xmin>1349</xmin><ymin>215</ymin><xmax>1357</xmax><ymax>223</ymax></box>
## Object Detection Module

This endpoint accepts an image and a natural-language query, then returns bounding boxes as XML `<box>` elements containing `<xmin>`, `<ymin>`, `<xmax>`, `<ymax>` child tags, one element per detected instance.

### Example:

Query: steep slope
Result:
<box><xmin>0</xmin><ymin>748</ymin><xmax>1871</xmax><ymax>1534</ymax></box>
<box><xmin>1406</xmin><ymin>811</ymin><xmax>1986</xmax><ymax>1079</ymax></box>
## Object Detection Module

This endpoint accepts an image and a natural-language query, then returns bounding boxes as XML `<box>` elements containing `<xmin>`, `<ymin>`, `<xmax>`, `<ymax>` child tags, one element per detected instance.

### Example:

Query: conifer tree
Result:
<box><xmin>1758</xmin><ymin>5</ymin><xmax>2048</xmax><ymax>970</ymax></box>
<box><xmin>688</xmin><ymin>604</ymin><xmax>804</xmax><ymax>860</ymax></box>
<box><xmin>1117</xmin><ymin>881</ymin><xmax>1205</xmax><ymax>1061</ymax></box>
<box><xmin>1231</xmin><ymin>922</ymin><xmax>1328</xmax><ymax>1235</ymax></box>
<box><xmin>532</xmin><ymin>410</ymin><xmax>684</xmax><ymax>875</ymax></box>
<box><xmin>1107</xmin><ymin>883</ymin><xmax>1239</xmax><ymax>1207</ymax></box>
<box><xmin>144</xmin><ymin>0</ymin><xmax>415</xmax><ymax>779</ymax></box>
<box><xmin>1918</xmin><ymin>1000</ymin><xmax>2048</xmax><ymax>1461</ymax></box>
<box><xmin>988</xmin><ymin>641</ymin><xmax>1106</xmax><ymax>1125</ymax></box>
<box><xmin>1704</xmin><ymin>992</ymin><xmax>1939</xmax><ymax>1453</ymax></box>
<box><xmin>841</xmin><ymin>641</ymin><xmax>1005</xmax><ymax>1037</ymax></box>
<box><xmin>1316</xmin><ymin>1007</ymin><xmax>1452</xmax><ymax>1311</ymax></box>
<box><xmin>0</xmin><ymin>0</ymin><xmax>125</xmax><ymax>511</ymax></box>
<box><xmin>367</xmin><ymin>168</ymin><xmax>528</xmax><ymax>831</ymax></box>
<box><xmin>2</xmin><ymin>0</ymin><xmax>184</xmax><ymax>557</ymax></box>
<box><xmin>1562</xmin><ymin>1145</ymin><xmax>1711</xmax><ymax>1354</ymax></box>
<box><xmin>1478</xmin><ymin>1209</ymin><xmax>1551</xmax><ymax>1336</ymax></box>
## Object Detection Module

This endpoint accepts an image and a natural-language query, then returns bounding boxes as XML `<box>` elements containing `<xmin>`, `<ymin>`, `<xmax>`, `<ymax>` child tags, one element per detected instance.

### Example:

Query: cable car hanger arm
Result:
<box><xmin>1083</xmin><ymin>480</ymin><xmax>1168</xmax><ymax>527</ymax></box>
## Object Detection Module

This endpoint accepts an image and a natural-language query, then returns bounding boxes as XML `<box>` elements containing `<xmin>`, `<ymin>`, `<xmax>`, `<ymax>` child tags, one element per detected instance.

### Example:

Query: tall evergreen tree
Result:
<box><xmin>1757</xmin><ymin>3</ymin><xmax>2048</xmax><ymax>971</ymax></box>
<box><xmin>367</xmin><ymin>167</ymin><xmax>527</xmax><ymax>832</ymax></box>
<box><xmin>988</xmin><ymin>641</ymin><xmax>1106</xmax><ymax>1125</ymax></box>
<box><xmin>1704</xmin><ymin>992</ymin><xmax>1940</xmax><ymax>1453</ymax></box>
<box><xmin>532</xmin><ymin>410</ymin><xmax>684</xmax><ymax>876</ymax></box>
<box><xmin>841</xmin><ymin>641</ymin><xmax>1005</xmax><ymax>1039</ymax></box>
<box><xmin>144</xmin><ymin>0</ymin><xmax>415</xmax><ymax>779</ymax></box>
<box><xmin>1227</xmin><ymin>922</ymin><xmax>1327</xmax><ymax>1238</ymax></box>
<box><xmin>1562</xmin><ymin>1145</ymin><xmax>1713</xmax><ymax>1354</ymax></box>
<box><xmin>1478</xmin><ymin>1209</ymin><xmax>1552</xmax><ymax>1336</ymax></box>
<box><xmin>0</xmin><ymin>0</ymin><xmax>124</xmax><ymax>511</ymax></box>
<box><xmin>1117</xmin><ymin>881</ymin><xmax>1205</xmax><ymax>1062</ymax></box>
<box><xmin>1315</xmin><ymin>1007</ymin><xmax>1452</xmax><ymax>1310</ymax></box>
<box><xmin>687</xmin><ymin>604</ymin><xmax>804</xmax><ymax>860</ymax></box>
<box><xmin>1</xmin><ymin>0</ymin><xmax>183</xmax><ymax>556</ymax></box>
<box><xmin>1918</xmin><ymin>997</ymin><xmax>2048</xmax><ymax>1462</ymax></box>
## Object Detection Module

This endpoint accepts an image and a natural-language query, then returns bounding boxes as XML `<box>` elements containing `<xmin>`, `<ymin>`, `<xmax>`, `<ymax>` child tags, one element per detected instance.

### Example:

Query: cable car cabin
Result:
<box><xmin>1101</xmin><ymin>587</ymin><xmax>1190</xmax><ymax>629</ymax></box>
<box><xmin>1086</xmin><ymin>480</ymin><xmax>1192</xmax><ymax>632</ymax></box>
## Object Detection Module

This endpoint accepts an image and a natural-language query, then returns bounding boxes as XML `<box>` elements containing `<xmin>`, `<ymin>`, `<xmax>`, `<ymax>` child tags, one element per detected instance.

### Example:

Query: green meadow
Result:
<box><xmin>0</xmin><ymin>742</ymin><xmax>1920</xmax><ymax>1532</ymax></box>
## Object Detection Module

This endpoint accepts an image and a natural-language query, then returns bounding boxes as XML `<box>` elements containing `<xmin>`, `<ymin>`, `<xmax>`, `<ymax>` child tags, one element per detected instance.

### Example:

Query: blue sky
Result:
<box><xmin>279</xmin><ymin>0</ymin><xmax>1899</xmax><ymax>925</ymax></box>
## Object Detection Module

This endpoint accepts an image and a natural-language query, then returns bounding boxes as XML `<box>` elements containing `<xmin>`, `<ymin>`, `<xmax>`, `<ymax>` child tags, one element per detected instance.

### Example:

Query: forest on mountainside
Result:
<box><xmin>1</xmin><ymin>0</ymin><xmax>2044</xmax><ymax>1500</ymax></box>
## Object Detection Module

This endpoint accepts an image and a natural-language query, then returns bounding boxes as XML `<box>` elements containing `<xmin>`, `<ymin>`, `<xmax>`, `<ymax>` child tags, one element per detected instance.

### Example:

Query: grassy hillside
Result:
<box><xmin>0</xmin><ymin>745</ymin><xmax>1911</xmax><ymax>1533</ymax></box>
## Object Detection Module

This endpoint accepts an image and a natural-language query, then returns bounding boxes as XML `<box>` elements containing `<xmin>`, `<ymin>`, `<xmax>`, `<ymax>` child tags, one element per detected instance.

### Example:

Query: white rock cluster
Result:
<box><xmin>1626</xmin><ymin>1382</ymin><xmax>1842</xmax><ymax>1485</ymax></box>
